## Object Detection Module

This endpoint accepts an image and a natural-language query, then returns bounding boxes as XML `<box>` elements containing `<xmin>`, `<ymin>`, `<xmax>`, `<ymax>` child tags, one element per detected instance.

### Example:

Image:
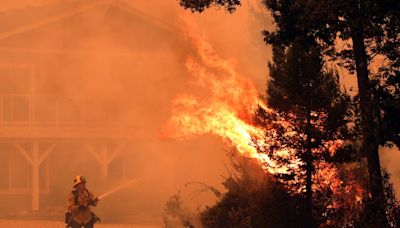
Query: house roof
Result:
<box><xmin>0</xmin><ymin>0</ymin><xmax>177</xmax><ymax>51</ymax></box>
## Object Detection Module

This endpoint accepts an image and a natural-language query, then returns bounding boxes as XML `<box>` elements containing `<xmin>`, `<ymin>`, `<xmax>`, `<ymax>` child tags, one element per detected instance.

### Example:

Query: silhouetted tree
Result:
<box><xmin>261</xmin><ymin>1</ymin><xmax>400</xmax><ymax>225</ymax></box>
<box><xmin>256</xmin><ymin>40</ymin><xmax>350</xmax><ymax>227</ymax></box>
<box><xmin>179</xmin><ymin>0</ymin><xmax>400</xmax><ymax>225</ymax></box>
<box><xmin>355</xmin><ymin>169</ymin><xmax>400</xmax><ymax>227</ymax></box>
<box><xmin>179</xmin><ymin>0</ymin><xmax>240</xmax><ymax>13</ymax></box>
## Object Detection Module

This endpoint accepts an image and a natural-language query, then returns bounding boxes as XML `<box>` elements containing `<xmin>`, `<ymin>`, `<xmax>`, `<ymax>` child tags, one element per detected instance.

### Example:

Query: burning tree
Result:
<box><xmin>179</xmin><ymin>0</ymin><xmax>400</xmax><ymax>226</ymax></box>
<box><xmin>163</xmin><ymin>6</ymin><xmax>400</xmax><ymax>224</ymax></box>
<box><xmin>162</xmin><ymin>27</ymin><xmax>368</xmax><ymax>226</ymax></box>
<box><xmin>255</xmin><ymin>39</ymin><xmax>353</xmax><ymax>226</ymax></box>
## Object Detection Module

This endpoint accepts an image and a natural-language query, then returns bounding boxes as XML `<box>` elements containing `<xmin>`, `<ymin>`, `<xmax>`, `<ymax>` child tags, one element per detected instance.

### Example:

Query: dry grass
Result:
<box><xmin>0</xmin><ymin>220</ymin><xmax>159</xmax><ymax>228</ymax></box>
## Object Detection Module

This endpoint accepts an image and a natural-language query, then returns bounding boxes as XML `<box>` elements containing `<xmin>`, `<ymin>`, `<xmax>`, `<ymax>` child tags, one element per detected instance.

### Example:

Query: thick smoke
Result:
<box><xmin>0</xmin><ymin>1</ymin><xmax>397</xmax><ymax>226</ymax></box>
<box><xmin>0</xmin><ymin>0</ymin><xmax>271</xmax><ymax>225</ymax></box>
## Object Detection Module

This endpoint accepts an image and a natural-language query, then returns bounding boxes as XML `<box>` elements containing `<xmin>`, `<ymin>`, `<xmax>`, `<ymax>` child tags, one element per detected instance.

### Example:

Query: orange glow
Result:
<box><xmin>162</xmin><ymin>28</ymin><xmax>364</xmax><ymax>210</ymax></box>
<box><xmin>161</xmin><ymin>28</ymin><xmax>301</xmax><ymax>175</ymax></box>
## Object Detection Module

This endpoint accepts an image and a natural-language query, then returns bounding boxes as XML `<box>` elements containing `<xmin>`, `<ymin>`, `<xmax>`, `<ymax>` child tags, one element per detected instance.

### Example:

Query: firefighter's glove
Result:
<box><xmin>89</xmin><ymin>197</ymin><xmax>99</xmax><ymax>206</ymax></box>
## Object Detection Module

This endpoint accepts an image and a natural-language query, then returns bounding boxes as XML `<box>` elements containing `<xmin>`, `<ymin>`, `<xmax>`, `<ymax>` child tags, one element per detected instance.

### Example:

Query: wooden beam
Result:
<box><xmin>13</xmin><ymin>142</ymin><xmax>54</xmax><ymax>211</ymax></box>
<box><xmin>100</xmin><ymin>144</ymin><xmax>109</xmax><ymax>176</ymax></box>
<box><xmin>39</xmin><ymin>143</ymin><xmax>57</xmax><ymax>164</ymax></box>
<box><xmin>0</xmin><ymin>188</ymin><xmax>50</xmax><ymax>195</ymax></box>
<box><xmin>107</xmin><ymin>143</ymin><xmax>126</xmax><ymax>164</ymax></box>
<box><xmin>85</xmin><ymin>144</ymin><xmax>103</xmax><ymax>165</ymax></box>
<box><xmin>8</xmin><ymin>154</ymin><xmax>12</xmax><ymax>189</ymax></box>
<box><xmin>85</xmin><ymin>142</ymin><xmax>126</xmax><ymax>177</ymax></box>
<box><xmin>45</xmin><ymin>159</ymin><xmax>50</xmax><ymax>193</ymax></box>
<box><xmin>31</xmin><ymin>142</ymin><xmax>40</xmax><ymax>211</ymax></box>
<box><xmin>13</xmin><ymin>143</ymin><xmax>33</xmax><ymax>164</ymax></box>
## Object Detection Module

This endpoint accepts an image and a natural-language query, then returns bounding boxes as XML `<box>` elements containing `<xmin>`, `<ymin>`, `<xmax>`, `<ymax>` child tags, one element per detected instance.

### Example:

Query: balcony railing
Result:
<box><xmin>0</xmin><ymin>94</ymin><xmax>132</xmax><ymax>128</ymax></box>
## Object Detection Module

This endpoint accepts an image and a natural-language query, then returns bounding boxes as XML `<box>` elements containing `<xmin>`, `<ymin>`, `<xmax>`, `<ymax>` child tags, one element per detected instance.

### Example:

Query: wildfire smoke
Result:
<box><xmin>161</xmin><ymin>26</ymin><xmax>301</xmax><ymax>175</ymax></box>
<box><xmin>161</xmin><ymin>26</ymin><xmax>364</xmax><ymax>211</ymax></box>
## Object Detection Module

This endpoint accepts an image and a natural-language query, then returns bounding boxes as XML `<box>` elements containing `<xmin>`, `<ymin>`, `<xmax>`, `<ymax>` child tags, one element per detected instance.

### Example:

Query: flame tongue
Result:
<box><xmin>161</xmin><ymin>27</ymin><xmax>365</xmax><ymax>217</ymax></box>
<box><xmin>164</xmin><ymin>36</ymin><xmax>255</xmax><ymax>140</ymax></box>
<box><xmin>161</xmin><ymin>31</ymin><xmax>289</xmax><ymax>174</ymax></box>
<box><xmin>161</xmin><ymin>28</ymin><xmax>339</xmax><ymax>182</ymax></box>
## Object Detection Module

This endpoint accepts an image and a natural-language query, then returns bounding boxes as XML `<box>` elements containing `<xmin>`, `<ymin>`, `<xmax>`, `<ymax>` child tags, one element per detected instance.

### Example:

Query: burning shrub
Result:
<box><xmin>163</xmin><ymin>192</ymin><xmax>199</xmax><ymax>228</ymax></box>
<box><xmin>199</xmin><ymin>154</ymin><xmax>307</xmax><ymax>228</ymax></box>
<box><xmin>354</xmin><ymin>169</ymin><xmax>400</xmax><ymax>227</ymax></box>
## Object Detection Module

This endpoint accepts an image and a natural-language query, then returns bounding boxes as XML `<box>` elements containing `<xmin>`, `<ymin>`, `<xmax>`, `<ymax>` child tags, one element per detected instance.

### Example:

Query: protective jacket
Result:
<box><xmin>67</xmin><ymin>188</ymin><xmax>98</xmax><ymax>225</ymax></box>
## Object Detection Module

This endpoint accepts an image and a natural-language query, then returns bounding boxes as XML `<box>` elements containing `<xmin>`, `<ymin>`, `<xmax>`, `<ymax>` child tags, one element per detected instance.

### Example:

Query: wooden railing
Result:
<box><xmin>0</xmin><ymin>94</ymin><xmax>131</xmax><ymax>128</ymax></box>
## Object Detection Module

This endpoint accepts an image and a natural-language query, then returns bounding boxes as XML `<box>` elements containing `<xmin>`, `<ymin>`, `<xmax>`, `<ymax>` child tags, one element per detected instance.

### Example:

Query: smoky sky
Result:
<box><xmin>0</xmin><ymin>0</ymin><xmax>398</xmax><ymax>224</ymax></box>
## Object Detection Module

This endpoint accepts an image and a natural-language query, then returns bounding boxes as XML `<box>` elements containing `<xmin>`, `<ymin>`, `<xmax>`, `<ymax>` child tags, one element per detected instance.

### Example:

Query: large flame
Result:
<box><xmin>161</xmin><ymin>27</ymin><xmax>365</xmax><ymax>223</ymax></box>
<box><xmin>161</xmin><ymin>29</ymin><xmax>298</xmax><ymax>174</ymax></box>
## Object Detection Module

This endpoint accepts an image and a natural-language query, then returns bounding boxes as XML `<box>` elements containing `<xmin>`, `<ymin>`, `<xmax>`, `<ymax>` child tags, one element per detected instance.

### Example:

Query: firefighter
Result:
<box><xmin>66</xmin><ymin>176</ymin><xmax>100</xmax><ymax>228</ymax></box>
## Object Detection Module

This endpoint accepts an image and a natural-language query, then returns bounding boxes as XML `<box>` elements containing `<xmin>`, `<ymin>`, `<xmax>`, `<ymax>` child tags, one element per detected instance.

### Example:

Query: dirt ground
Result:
<box><xmin>0</xmin><ymin>220</ymin><xmax>159</xmax><ymax>228</ymax></box>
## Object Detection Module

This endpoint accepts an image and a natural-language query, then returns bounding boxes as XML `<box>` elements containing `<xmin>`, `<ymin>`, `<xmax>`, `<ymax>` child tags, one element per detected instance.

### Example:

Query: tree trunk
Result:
<box><xmin>305</xmin><ymin>111</ymin><xmax>314</xmax><ymax>228</ymax></box>
<box><xmin>351</xmin><ymin>28</ymin><xmax>387</xmax><ymax>225</ymax></box>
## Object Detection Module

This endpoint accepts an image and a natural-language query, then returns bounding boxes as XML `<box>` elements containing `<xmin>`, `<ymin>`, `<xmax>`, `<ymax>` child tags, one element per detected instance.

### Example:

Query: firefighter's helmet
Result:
<box><xmin>73</xmin><ymin>175</ymin><xmax>86</xmax><ymax>187</ymax></box>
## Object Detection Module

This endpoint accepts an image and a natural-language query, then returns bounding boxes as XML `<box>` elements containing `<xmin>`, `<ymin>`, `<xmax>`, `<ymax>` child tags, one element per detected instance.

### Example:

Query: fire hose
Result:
<box><xmin>97</xmin><ymin>177</ymin><xmax>143</xmax><ymax>200</ymax></box>
<box><xmin>65</xmin><ymin>177</ymin><xmax>143</xmax><ymax>225</ymax></box>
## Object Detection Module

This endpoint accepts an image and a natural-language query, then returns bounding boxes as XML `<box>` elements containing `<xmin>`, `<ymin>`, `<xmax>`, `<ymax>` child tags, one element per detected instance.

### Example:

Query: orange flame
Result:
<box><xmin>161</xmin><ymin>27</ymin><xmax>365</xmax><ymax>222</ymax></box>
<box><xmin>161</xmin><ymin>29</ymin><xmax>301</xmax><ymax>175</ymax></box>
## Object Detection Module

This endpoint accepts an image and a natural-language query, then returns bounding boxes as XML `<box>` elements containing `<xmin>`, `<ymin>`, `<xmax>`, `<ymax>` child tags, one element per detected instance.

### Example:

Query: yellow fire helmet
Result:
<box><xmin>73</xmin><ymin>175</ymin><xmax>86</xmax><ymax>187</ymax></box>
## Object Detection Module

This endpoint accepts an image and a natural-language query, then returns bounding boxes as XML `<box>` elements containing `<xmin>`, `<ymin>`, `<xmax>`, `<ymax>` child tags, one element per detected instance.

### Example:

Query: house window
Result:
<box><xmin>0</xmin><ymin>65</ymin><xmax>34</xmax><ymax>124</ymax></box>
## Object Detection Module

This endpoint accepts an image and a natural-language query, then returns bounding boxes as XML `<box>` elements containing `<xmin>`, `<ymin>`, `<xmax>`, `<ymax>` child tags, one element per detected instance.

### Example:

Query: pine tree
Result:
<box><xmin>260</xmin><ymin>1</ymin><xmax>400</xmax><ymax>224</ymax></box>
<box><xmin>256</xmin><ymin>39</ymin><xmax>349</xmax><ymax>227</ymax></box>
<box><xmin>179</xmin><ymin>0</ymin><xmax>400</xmax><ymax>224</ymax></box>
